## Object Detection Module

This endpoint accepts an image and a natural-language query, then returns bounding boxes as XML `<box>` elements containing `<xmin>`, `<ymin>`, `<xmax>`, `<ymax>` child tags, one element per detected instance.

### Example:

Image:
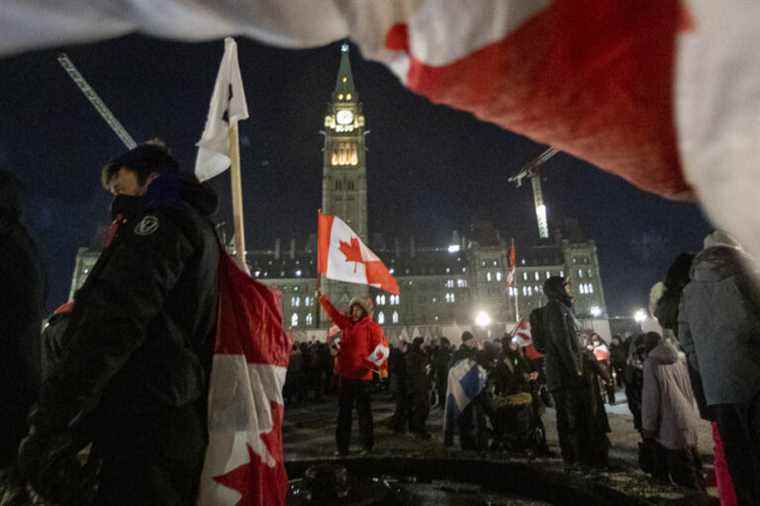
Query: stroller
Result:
<box><xmin>489</xmin><ymin>351</ymin><xmax>549</xmax><ymax>454</ymax></box>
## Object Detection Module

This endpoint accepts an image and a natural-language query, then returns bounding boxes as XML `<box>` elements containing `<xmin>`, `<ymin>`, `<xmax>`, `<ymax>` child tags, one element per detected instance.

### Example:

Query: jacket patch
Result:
<box><xmin>134</xmin><ymin>215</ymin><xmax>160</xmax><ymax>236</ymax></box>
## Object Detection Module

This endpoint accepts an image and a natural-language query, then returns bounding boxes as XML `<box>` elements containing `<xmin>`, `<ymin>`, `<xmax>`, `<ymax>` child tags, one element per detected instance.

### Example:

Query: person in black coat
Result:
<box><xmin>17</xmin><ymin>143</ymin><xmax>220</xmax><ymax>505</ymax></box>
<box><xmin>406</xmin><ymin>337</ymin><xmax>431</xmax><ymax>439</ymax></box>
<box><xmin>0</xmin><ymin>170</ymin><xmax>46</xmax><ymax>471</ymax></box>
<box><xmin>388</xmin><ymin>339</ymin><xmax>410</xmax><ymax>433</ymax></box>
<box><xmin>541</xmin><ymin>276</ymin><xmax>610</xmax><ymax>468</ymax></box>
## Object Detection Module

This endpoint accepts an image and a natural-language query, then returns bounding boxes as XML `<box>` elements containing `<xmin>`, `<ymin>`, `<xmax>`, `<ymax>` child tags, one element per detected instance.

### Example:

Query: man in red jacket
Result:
<box><xmin>318</xmin><ymin>290</ymin><xmax>388</xmax><ymax>456</ymax></box>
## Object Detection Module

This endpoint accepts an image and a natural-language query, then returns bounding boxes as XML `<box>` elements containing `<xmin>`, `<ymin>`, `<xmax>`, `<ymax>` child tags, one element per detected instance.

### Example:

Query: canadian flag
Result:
<box><xmin>510</xmin><ymin>319</ymin><xmax>532</xmax><ymax>348</ymax></box>
<box><xmin>198</xmin><ymin>252</ymin><xmax>292</xmax><ymax>506</ymax></box>
<box><xmin>505</xmin><ymin>240</ymin><xmax>517</xmax><ymax>289</ymax></box>
<box><xmin>317</xmin><ymin>211</ymin><xmax>399</xmax><ymax>295</ymax></box>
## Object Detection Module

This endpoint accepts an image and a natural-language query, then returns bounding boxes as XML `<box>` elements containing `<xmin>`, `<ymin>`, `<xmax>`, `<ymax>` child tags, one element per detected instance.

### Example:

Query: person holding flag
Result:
<box><xmin>316</xmin><ymin>210</ymin><xmax>394</xmax><ymax>456</ymax></box>
<box><xmin>17</xmin><ymin>142</ymin><xmax>221</xmax><ymax>505</ymax></box>
<box><xmin>317</xmin><ymin>289</ymin><xmax>388</xmax><ymax>456</ymax></box>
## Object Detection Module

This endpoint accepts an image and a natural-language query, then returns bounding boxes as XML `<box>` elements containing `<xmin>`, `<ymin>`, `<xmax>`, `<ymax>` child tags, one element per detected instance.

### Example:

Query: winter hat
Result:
<box><xmin>349</xmin><ymin>297</ymin><xmax>372</xmax><ymax>316</ymax></box>
<box><xmin>461</xmin><ymin>331</ymin><xmax>475</xmax><ymax>343</ymax></box>
<box><xmin>544</xmin><ymin>276</ymin><xmax>569</xmax><ymax>301</ymax></box>
<box><xmin>704</xmin><ymin>230</ymin><xmax>741</xmax><ymax>250</ymax></box>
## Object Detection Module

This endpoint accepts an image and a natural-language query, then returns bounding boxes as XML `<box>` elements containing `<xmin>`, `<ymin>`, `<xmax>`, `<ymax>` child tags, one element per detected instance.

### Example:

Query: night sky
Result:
<box><xmin>0</xmin><ymin>34</ymin><xmax>712</xmax><ymax>316</ymax></box>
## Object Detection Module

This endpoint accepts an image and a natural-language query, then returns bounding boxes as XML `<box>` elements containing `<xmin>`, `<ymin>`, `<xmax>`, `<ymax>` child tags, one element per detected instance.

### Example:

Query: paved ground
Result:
<box><xmin>283</xmin><ymin>389</ymin><xmax>718</xmax><ymax>504</ymax></box>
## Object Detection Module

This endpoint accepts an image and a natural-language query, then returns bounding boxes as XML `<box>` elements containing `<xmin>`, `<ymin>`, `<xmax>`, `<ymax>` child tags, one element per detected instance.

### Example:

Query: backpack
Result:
<box><xmin>529</xmin><ymin>306</ymin><xmax>547</xmax><ymax>354</ymax></box>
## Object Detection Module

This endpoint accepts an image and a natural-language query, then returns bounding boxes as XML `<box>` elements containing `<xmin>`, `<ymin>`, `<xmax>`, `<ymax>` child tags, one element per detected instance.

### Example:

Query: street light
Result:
<box><xmin>590</xmin><ymin>305</ymin><xmax>602</xmax><ymax>317</ymax></box>
<box><xmin>633</xmin><ymin>308</ymin><xmax>647</xmax><ymax>323</ymax></box>
<box><xmin>475</xmin><ymin>310</ymin><xmax>491</xmax><ymax>328</ymax></box>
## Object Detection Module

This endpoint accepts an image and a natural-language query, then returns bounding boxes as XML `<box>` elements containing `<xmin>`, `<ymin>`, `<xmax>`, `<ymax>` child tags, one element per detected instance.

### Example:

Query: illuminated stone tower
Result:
<box><xmin>321</xmin><ymin>43</ymin><xmax>369</xmax><ymax>307</ymax></box>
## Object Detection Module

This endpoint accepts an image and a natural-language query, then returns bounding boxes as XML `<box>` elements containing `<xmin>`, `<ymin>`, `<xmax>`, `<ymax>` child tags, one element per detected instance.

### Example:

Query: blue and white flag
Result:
<box><xmin>443</xmin><ymin>358</ymin><xmax>488</xmax><ymax>436</ymax></box>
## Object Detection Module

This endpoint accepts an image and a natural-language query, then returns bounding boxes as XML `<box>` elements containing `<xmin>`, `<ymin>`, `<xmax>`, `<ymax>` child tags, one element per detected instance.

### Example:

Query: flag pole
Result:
<box><xmin>512</xmin><ymin>238</ymin><xmax>520</xmax><ymax>322</ymax></box>
<box><xmin>315</xmin><ymin>209</ymin><xmax>322</xmax><ymax>331</ymax></box>
<box><xmin>229</xmin><ymin>120</ymin><xmax>247</xmax><ymax>271</ymax></box>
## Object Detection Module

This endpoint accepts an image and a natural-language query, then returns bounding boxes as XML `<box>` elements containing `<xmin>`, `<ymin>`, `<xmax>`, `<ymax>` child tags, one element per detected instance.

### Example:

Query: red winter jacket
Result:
<box><xmin>319</xmin><ymin>295</ymin><xmax>387</xmax><ymax>381</ymax></box>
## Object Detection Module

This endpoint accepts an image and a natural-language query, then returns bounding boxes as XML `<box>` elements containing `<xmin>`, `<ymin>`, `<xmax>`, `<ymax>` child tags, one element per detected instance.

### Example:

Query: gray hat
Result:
<box><xmin>461</xmin><ymin>331</ymin><xmax>474</xmax><ymax>342</ymax></box>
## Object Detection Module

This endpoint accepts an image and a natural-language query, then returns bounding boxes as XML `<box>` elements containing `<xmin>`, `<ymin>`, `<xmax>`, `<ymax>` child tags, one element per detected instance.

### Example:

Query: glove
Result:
<box><xmin>17</xmin><ymin>429</ymin><xmax>90</xmax><ymax>506</ymax></box>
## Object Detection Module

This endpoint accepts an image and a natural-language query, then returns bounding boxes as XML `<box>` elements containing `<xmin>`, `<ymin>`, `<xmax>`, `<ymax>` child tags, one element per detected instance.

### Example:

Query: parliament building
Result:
<box><xmin>71</xmin><ymin>44</ymin><xmax>609</xmax><ymax>343</ymax></box>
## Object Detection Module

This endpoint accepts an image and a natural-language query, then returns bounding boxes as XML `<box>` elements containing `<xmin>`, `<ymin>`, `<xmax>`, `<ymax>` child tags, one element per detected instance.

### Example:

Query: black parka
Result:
<box><xmin>34</xmin><ymin>174</ymin><xmax>219</xmax><ymax>433</ymax></box>
<box><xmin>541</xmin><ymin>277</ymin><xmax>584</xmax><ymax>392</ymax></box>
<box><xmin>0</xmin><ymin>172</ymin><xmax>46</xmax><ymax>466</ymax></box>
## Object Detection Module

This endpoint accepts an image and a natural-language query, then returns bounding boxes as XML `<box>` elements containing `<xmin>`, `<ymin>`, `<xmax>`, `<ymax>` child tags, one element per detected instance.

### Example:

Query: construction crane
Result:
<box><xmin>508</xmin><ymin>146</ymin><xmax>559</xmax><ymax>239</ymax></box>
<box><xmin>57</xmin><ymin>53</ymin><xmax>137</xmax><ymax>149</ymax></box>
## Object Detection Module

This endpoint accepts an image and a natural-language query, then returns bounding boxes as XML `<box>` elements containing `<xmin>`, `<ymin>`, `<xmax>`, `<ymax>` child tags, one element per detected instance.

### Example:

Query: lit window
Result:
<box><xmin>380</xmin><ymin>294</ymin><xmax>386</xmax><ymax>305</ymax></box>
<box><xmin>486</xmin><ymin>272</ymin><xmax>492</xmax><ymax>282</ymax></box>
<box><xmin>587</xmin><ymin>269</ymin><xmax>593</xmax><ymax>278</ymax></box>
<box><xmin>588</xmin><ymin>284</ymin><xmax>594</xmax><ymax>294</ymax></box>
<box><xmin>578</xmin><ymin>269</ymin><xmax>584</xmax><ymax>278</ymax></box>
<box><xmin>523</xmin><ymin>272</ymin><xmax>528</xmax><ymax>281</ymax></box>
<box><xmin>446</xmin><ymin>279</ymin><xmax>454</xmax><ymax>288</ymax></box>
<box><xmin>346</xmin><ymin>93</ymin><xmax>352</xmax><ymax>100</ymax></box>
<box><xmin>560</xmin><ymin>270</ymin><xmax>564</xmax><ymax>277</ymax></box>
<box><xmin>446</xmin><ymin>267</ymin><xmax>451</xmax><ymax>273</ymax></box>
<box><xmin>389</xmin><ymin>268</ymin><xmax>395</xmax><ymax>274</ymax></box>
<box><xmin>306</xmin><ymin>313</ymin><xmax>313</xmax><ymax>325</ymax></box>
<box><xmin>291</xmin><ymin>313</ymin><xmax>298</xmax><ymax>327</ymax></box>
<box><xmin>378</xmin><ymin>312</ymin><xmax>385</xmax><ymax>324</ymax></box>
<box><xmin>546</xmin><ymin>271</ymin><xmax>551</xmax><ymax>279</ymax></box>
<box><xmin>392</xmin><ymin>311</ymin><xmax>399</xmax><ymax>323</ymax></box>
<box><xmin>457</xmin><ymin>279</ymin><xmax>467</xmax><ymax>288</ymax></box>
<box><xmin>462</xmin><ymin>267</ymin><xmax>467</xmax><ymax>273</ymax></box>
<box><xmin>295</xmin><ymin>270</ymin><xmax>302</xmax><ymax>277</ymax></box>
<box><xmin>527</xmin><ymin>286</ymin><xmax>533</xmax><ymax>296</ymax></box>
<box><xmin>496</xmin><ymin>272</ymin><xmax>503</xmax><ymax>282</ymax></box>
<box><xmin>432</xmin><ymin>297</ymin><xmax>437</xmax><ymax>303</ymax></box>
<box><xmin>376</xmin><ymin>295</ymin><xmax>381</xmax><ymax>306</ymax></box>
<box><xmin>493</xmin><ymin>260</ymin><xmax>498</xmax><ymax>266</ymax></box>
<box><xmin>522</xmin><ymin>286</ymin><xmax>528</xmax><ymax>296</ymax></box>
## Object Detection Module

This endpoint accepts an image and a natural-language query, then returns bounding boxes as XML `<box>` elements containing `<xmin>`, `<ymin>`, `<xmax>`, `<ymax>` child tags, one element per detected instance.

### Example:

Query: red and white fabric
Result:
<box><xmin>3</xmin><ymin>2</ymin><xmax>760</xmax><ymax>263</ymax></box>
<box><xmin>198</xmin><ymin>252</ymin><xmax>292</xmax><ymax>506</ymax></box>
<box><xmin>511</xmin><ymin>318</ymin><xmax>532</xmax><ymax>348</ymax></box>
<box><xmin>505</xmin><ymin>241</ymin><xmax>516</xmax><ymax>289</ymax></box>
<box><xmin>317</xmin><ymin>211</ymin><xmax>399</xmax><ymax>295</ymax></box>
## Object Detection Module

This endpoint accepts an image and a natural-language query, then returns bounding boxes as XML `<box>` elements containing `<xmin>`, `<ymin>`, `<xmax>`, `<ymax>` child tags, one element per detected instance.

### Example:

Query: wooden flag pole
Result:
<box><xmin>229</xmin><ymin>121</ymin><xmax>248</xmax><ymax>272</ymax></box>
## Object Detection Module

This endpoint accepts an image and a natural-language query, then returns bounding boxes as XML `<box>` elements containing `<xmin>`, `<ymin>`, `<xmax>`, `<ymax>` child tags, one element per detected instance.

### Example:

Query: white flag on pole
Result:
<box><xmin>194</xmin><ymin>37</ymin><xmax>249</xmax><ymax>182</ymax></box>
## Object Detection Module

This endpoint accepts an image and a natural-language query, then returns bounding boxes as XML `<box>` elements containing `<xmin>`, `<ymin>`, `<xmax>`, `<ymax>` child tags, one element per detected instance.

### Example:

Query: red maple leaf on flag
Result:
<box><xmin>338</xmin><ymin>237</ymin><xmax>365</xmax><ymax>272</ymax></box>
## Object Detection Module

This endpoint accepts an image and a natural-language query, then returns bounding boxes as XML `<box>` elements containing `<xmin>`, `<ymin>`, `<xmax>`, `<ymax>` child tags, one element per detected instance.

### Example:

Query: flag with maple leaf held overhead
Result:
<box><xmin>318</xmin><ymin>211</ymin><xmax>399</xmax><ymax>295</ymax></box>
<box><xmin>198</xmin><ymin>251</ymin><xmax>292</xmax><ymax>506</ymax></box>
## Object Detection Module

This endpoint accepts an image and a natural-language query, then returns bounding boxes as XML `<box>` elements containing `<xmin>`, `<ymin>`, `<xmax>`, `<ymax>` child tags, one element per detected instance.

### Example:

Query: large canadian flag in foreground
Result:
<box><xmin>198</xmin><ymin>252</ymin><xmax>292</xmax><ymax>506</ymax></box>
<box><xmin>318</xmin><ymin>211</ymin><xmax>399</xmax><ymax>295</ymax></box>
<box><xmin>3</xmin><ymin>2</ymin><xmax>760</xmax><ymax>265</ymax></box>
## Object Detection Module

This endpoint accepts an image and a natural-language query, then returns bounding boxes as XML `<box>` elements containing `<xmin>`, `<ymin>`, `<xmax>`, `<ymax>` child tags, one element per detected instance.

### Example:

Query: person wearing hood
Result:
<box><xmin>679</xmin><ymin>231</ymin><xmax>760</xmax><ymax>505</ymax></box>
<box><xmin>641</xmin><ymin>334</ymin><xmax>705</xmax><ymax>490</ymax></box>
<box><xmin>17</xmin><ymin>142</ymin><xmax>220</xmax><ymax>505</ymax></box>
<box><xmin>541</xmin><ymin>276</ymin><xmax>610</xmax><ymax>468</ymax></box>
<box><xmin>318</xmin><ymin>291</ymin><xmax>387</xmax><ymax>456</ymax></box>
<box><xmin>0</xmin><ymin>171</ymin><xmax>46</xmax><ymax>473</ymax></box>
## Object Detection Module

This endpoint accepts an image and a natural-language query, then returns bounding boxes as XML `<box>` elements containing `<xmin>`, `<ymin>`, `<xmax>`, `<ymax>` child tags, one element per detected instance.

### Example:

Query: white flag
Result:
<box><xmin>194</xmin><ymin>37</ymin><xmax>249</xmax><ymax>182</ymax></box>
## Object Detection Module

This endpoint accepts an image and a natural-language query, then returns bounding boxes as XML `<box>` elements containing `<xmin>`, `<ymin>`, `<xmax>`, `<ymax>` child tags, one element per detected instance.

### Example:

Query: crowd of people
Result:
<box><xmin>2</xmin><ymin>141</ymin><xmax>760</xmax><ymax>505</ymax></box>
<box><xmin>303</xmin><ymin>231</ymin><xmax>760</xmax><ymax>505</ymax></box>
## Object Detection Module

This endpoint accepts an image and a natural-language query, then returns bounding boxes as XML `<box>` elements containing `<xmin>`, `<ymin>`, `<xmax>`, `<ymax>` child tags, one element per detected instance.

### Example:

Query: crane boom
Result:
<box><xmin>509</xmin><ymin>146</ymin><xmax>559</xmax><ymax>239</ymax></box>
<box><xmin>57</xmin><ymin>53</ymin><xmax>137</xmax><ymax>149</ymax></box>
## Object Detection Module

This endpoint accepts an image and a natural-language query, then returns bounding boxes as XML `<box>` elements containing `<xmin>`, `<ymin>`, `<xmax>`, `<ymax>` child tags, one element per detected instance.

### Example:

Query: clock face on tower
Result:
<box><xmin>336</xmin><ymin>109</ymin><xmax>354</xmax><ymax>125</ymax></box>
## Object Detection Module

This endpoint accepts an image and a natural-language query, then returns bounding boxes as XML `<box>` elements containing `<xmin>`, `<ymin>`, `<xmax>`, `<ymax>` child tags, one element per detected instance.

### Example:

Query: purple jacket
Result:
<box><xmin>642</xmin><ymin>340</ymin><xmax>701</xmax><ymax>450</ymax></box>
